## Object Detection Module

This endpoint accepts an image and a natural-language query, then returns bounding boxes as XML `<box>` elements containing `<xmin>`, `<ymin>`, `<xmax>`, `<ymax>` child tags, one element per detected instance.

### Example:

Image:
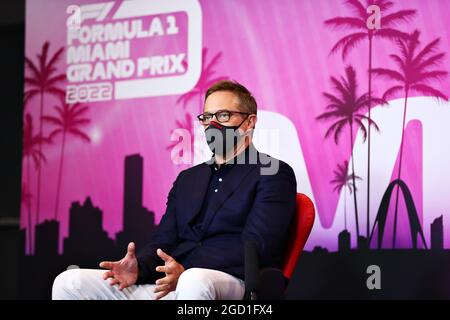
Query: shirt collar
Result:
<box><xmin>208</xmin><ymin>143</ymin><xmax>257</xmax><ymax>169</ymax></box>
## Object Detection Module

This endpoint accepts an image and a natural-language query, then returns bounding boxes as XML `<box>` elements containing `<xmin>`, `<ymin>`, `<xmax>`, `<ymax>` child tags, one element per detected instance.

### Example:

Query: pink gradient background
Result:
<box><xmin>21</xmin><ymin>0</ymin><xmax>450</xmax><ymax>253</ymax></box>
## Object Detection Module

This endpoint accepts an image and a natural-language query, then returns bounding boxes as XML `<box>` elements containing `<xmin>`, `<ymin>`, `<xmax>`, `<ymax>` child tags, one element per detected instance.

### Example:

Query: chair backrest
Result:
<box><xmin>282</xmin><ymin>193</ymin><xmax>315</xmax><ymax>279</ymax></box>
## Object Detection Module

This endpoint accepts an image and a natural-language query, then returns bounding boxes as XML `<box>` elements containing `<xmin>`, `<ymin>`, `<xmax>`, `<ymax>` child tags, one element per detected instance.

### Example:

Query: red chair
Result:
<box><xmin>244</xmin><ymin>193</ymin><xmax>315</xmax><ymax>300</ymax></box>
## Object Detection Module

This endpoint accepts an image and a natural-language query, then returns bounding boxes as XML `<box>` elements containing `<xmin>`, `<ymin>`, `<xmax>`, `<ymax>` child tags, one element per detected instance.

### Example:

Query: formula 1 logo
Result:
<box><xmin>65</xmin><ymin>0</ymin><xmax>202</xmax><ymax>103</ymax></box>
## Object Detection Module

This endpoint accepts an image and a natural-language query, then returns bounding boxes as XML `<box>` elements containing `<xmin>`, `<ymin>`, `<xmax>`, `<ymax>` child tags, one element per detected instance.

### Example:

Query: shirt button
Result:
<box><xmin>218</xmin><ymin>178</ymin><xmax>223</xmax><ymax>182</ymax></box>
<box><xmin>214</xmin><ymin>189</ymin><xmax>218</xmax><ymax>193</ymax></box>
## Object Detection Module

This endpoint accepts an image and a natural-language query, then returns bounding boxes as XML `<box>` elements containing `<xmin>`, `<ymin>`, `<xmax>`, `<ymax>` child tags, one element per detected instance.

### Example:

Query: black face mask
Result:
<box><xmin>205</xmin><ymin>118</ymin><xmax>248</xmax><ymax>156</ymax></box>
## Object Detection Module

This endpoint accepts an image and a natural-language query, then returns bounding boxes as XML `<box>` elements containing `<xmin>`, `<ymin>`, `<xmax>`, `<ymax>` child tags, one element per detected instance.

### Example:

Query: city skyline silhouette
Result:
<box><xmin>17</xmin><ymin>153</ymin><xmax>450</xmax><ymax>299</ymax></box>
<box><xmin>19</xmin><ymin>153</ymin><xmax>157</xmax><ymax>299</ymax></box>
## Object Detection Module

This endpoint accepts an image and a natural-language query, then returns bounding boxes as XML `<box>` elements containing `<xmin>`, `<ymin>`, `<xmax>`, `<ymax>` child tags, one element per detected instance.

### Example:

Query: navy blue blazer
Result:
<box><xmin>136</xmin><ymin>145</ymin><xmax>297</xmax><ymax>283</ymax></box>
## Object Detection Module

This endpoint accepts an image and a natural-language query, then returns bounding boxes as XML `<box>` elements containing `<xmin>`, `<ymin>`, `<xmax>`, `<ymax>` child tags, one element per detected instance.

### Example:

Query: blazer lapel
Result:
<box><xmin>185</xmin><ymin>162</ymin><xmax>212</xmax><ymax>225</ymax></box>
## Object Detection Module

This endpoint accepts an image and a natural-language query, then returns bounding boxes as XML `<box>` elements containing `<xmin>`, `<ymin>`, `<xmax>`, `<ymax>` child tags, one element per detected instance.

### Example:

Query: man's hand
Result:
<box><xmin>154</xmin><ymin>248</ymin><xmax>185</xmax><ymax>300</ymax></box>
<box><xmin>99</xmin><ymin>242</ymin><xmax>138</xmax><ymax>290</ymax></box>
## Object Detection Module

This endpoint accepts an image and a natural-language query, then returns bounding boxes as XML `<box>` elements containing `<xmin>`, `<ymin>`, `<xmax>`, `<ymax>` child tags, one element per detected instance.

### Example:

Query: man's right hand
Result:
<box><xmin>99</xmin><ymin>242</ymin><xmax>138</xmax><ymax>290</ymax></box>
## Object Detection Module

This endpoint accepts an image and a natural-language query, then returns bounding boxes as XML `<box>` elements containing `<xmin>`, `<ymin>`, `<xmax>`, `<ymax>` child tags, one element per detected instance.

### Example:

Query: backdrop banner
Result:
<box><xmin>21</xmin><ymin>0</ymin><xmax>450</xmax><ymax>299</ymax></box>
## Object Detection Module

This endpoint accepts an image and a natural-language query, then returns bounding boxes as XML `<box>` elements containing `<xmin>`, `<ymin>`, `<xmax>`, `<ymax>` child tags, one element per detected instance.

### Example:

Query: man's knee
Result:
<box><xmin>176</xmin><ymin>268</ymin><xmax>216</xmax><ymax>300</ymax></box>
<box><xmin>53</xmin><ymin>268</ymin><xmax>103</xmax><ymax>300</ymax></box>
<box><xmin>52</xmin><ymin>269</ymin><xmax>83</xmax><ymax>300</ymax></box>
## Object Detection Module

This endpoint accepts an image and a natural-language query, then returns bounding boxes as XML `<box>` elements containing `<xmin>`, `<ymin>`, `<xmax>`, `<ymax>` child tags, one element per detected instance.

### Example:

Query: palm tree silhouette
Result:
<box><xmin>317</xmin><ymin>66</ymin><xmax>383</xmax><ymax>239</ymax></box>
<box><xmin>43</xmin><ymin>99</ymin><xmax>91</xmax><ymax>220</ymax></box>
<box><xmin>22</xmin><ymin>113</ymin><xmax>49</xmax><ymax>253</ymax></box>
<box><xmin>21</xmin><ymin>184</ymin><xmax>33</xmax><ymax>210</ymax></box>
<box><xmin>372</xmin><ymin>30</ymin><xmax>448</xmax><ymax>248</ymax></box>
<box><xmin>331</xmin><ymin>160</ymin><xmax>362</xmax><ymax>230</ymax></box>
<box><xmin>325</xmin><ymin>0</ymin><xmax>416</xmax><ymax>238</ymax></box>
<box><xmin>171</xmin><ymin>48</ymin><xmax>227</xmax><ymax>160</ymax></box>
<box><xmin>167</xmin><ymin>112</ymin><xmax>194</xmax><ymax>150</ymax></box>
<box><xmin>24</xmin><ymin>41</ymin><xmax>66</xmax><ymax>224</ymax></box>
<box><xmin>177</xmin><ymin>47</ymin><xmax>228</xmax><ymax>114</ymax></box>
<box><xmin>21</xmin><ymin>183</ymin><xmax>33</xmax><ymax>253</ymax></box>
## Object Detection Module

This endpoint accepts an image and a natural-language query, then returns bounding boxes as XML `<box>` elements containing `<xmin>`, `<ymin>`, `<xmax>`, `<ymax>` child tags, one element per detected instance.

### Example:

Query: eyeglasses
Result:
<box><xmin>197</xmin><ymin>110</ymin><xmax>250</xmax><ymax>125</ymax></box>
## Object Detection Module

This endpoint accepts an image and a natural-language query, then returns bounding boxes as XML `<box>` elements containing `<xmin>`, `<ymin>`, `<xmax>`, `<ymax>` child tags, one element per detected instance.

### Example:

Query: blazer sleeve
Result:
<box><xmin>135</xmin><ymin>172</ymin><xmax>182</xmax><ymax>284</ymax></box>
<box><xmin>242</xmin><ymin>160</ymin><xmax>297</xmax><ymax>268</ymax></box>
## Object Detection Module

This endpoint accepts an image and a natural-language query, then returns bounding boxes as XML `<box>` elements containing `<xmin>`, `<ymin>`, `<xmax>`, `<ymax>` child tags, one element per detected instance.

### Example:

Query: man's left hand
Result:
<box><xmin>154</xmin><ymin>248</ymin><xmax>185</xmax><ymax>300</ymax></box>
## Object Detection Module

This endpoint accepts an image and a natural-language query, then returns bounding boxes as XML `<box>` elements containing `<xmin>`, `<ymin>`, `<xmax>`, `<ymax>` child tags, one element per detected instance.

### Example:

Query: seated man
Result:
<box><xmin>52</xmin><ymin>80</ymin><xmax>297</xmax><ymax>300</ymax></box>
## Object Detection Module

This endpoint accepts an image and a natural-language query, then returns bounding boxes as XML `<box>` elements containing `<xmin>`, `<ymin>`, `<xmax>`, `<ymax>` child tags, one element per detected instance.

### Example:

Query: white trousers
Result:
<box><xmin>52</xmin><ymin>267</ymin><xmax>245</xmax><ymax>300</ymax></box>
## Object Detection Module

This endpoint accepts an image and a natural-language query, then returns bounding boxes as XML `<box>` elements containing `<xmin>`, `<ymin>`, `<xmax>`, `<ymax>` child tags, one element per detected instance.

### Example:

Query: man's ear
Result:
<box><xmin>249</xmin><ymin>114</ymin><xmax>257</xmax><ymax>129</ymax></box>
